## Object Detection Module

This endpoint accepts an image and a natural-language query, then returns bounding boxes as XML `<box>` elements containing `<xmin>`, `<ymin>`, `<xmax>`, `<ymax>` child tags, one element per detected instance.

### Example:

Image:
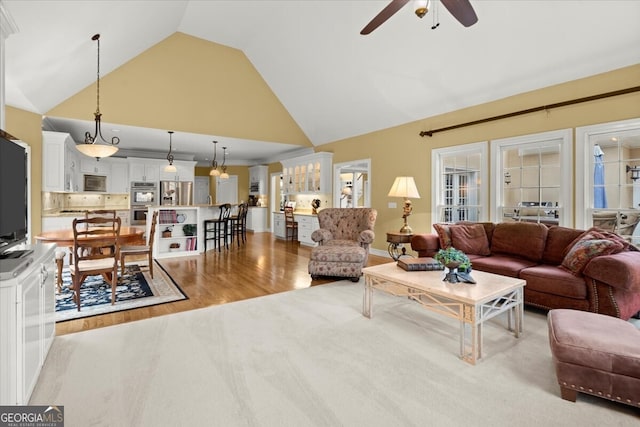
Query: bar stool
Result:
<box><xmin>284</xmin><ymin>207</ymin><xmax>298</xmax><ymax>242</ymax></box>
<box><xmin>229</xmin><ymin>203</ymin><xmax>248</xmax><ymax>247</ymax></box>
<box><xmin>204</xmin><ymin>204</ymin><xmax>231</xmax><ymax>251</ymax></box>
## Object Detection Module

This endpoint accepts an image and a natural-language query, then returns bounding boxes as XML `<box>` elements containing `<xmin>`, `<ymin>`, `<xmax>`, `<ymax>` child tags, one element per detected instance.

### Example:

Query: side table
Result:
<box><xmin>386</xmin><ymin>232</ymin><xmax>413</xmax><ymax>261</ymax></box>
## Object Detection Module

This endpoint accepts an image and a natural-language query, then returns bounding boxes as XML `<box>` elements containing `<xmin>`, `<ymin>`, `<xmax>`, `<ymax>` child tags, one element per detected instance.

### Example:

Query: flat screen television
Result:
<box><xmin>0</xmin><ymin>131</ymin><xmax>28</xmax><ymax>255</ymax></box>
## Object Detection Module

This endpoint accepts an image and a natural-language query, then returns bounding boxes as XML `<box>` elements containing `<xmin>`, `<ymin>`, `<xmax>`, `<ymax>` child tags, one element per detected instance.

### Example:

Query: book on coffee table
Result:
<box><xmin>397</xmin><ymin>257</ymin><xmax>444</xmax><ymax>271</ymax></box>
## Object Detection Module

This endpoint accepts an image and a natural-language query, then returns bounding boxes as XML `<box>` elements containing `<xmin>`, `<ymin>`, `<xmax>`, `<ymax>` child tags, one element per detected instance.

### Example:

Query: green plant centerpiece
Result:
<box><xmin>182</xmin><ymin>224</ymin><xmax>197</xmax><ymax>236</ymax></box>
<box><xmin>434</xmin><ymin>247</ymin><xmax>471</xmax><ymax>283</ymax></box>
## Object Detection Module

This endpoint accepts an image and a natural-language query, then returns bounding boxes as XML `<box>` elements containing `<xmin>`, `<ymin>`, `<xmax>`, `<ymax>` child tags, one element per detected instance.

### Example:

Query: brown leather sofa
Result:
<box><xmin>411</xmin><ymin>221</ymin><xmax>640</xmax><ymax>320</ymax></box>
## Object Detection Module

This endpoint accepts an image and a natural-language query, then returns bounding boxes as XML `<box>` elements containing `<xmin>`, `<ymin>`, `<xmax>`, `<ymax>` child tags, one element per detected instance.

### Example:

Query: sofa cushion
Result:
<box><xmin>449</xmin><ymin>223</ymin><xmax>491</xmax><ymax>256</ymax></box>
<box><xmin>542</xmin><ymin>226</ymin><xmax>584</xmax><ymax>265</ymax></box>
<box><xmin>562</xmin><ymin>235</ymin><xmax>624</xmax><ymax>275</ymax></box>
<box><xmin>520</xmin><ymin>265</ymin><xmax>588</xmax><ymax>299</ymax></box>
<box><xmin>470</xmin><ymin>254</ymin><xmax>538</xmax><ymax>278</ymax></box>
<box><xmin>491</xmin><ymin>222</ymin><xmax>548</xmax><ymax>262</ymax></box>
<box><xmin>433</xmin><ymin>223</ymin><xmax>453</xmax><ymax>249</ymax></box>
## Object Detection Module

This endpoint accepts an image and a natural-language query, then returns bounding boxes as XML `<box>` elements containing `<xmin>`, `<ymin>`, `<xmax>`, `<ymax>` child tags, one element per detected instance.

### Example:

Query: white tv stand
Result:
<box><xmin>0</xmin><ymin>243</ymin><xmax>56</xmax><ymax>405</ymax></box>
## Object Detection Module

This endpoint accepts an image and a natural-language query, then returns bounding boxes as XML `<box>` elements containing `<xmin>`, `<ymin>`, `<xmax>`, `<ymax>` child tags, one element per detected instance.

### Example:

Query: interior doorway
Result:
<box><xmin>333</xmin><ymin>159</ymin><xmax>371</xmax><ymax>208</ymax></box>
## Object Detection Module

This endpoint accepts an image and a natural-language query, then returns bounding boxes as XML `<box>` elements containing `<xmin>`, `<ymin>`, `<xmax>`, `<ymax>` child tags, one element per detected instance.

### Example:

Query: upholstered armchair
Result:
<box><xmin>308</xmin><ymin>208</ymin><xmax>377</xmax><ymax>281</ymax></box>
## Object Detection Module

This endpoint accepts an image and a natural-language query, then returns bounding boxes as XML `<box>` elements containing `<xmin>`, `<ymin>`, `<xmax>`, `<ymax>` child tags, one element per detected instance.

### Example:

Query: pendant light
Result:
<box><xmin>220</xmin><ymin>147</ymin><xmax>229</xmax><ymax>180</ymax></box>
<box><xmin>163</xmin><ymin>131</ymin><xmax>177</xmax><ymax>173</ymax></box>
<box><xmin>209</xmin><ymin>140</ymin><xmax>220</xmax><ymax>176</ymax></box>
<box><xmin>76</xmin><ymin>34</ymin><xmax>120</xmax><ymax>160</ymax></box>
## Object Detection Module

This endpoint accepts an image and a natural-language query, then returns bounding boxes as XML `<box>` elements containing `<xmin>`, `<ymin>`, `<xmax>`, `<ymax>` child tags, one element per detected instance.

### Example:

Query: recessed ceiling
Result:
<box><xmin>4</xmin><ymin>1</ymin><xmax>640</xmax><ymax>165</ymax></box>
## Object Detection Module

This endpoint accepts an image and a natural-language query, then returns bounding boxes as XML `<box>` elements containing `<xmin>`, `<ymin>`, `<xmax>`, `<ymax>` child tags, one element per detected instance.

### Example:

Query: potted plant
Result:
<box><xmin>182</xmin><ymin>224</ymin><xmax>196</xmax><ymax>237</ymax></box>
<box><xmin>434</xmin><ymin>247</ymin><xmax>471</xmax><ymax>283</ymax></box>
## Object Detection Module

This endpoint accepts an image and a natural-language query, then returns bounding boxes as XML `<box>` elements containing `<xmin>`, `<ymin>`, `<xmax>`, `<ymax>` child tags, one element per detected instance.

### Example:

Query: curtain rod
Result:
<box><xmin>419</xmin><ymin>86</ymin><xmax>640</xmax><ymax>137</ymax></box>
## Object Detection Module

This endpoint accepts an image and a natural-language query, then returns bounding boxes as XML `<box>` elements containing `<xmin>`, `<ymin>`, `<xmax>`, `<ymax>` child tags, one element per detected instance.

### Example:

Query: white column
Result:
<box><xmin>0</xmin><ymin>1</ymin><xmax>19</xmax><ymax>129</ymax></box>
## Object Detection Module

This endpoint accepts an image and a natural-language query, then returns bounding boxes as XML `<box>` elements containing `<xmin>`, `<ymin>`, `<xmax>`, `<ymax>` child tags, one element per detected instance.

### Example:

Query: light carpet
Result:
<box><xmin>32</xmin><ymin>281</ymin><xmax>638</xmax><ymax>426</ymax></box>
<box><xmin>55</xmin><ymin>261</ymin><xmax>187</xmax><ymax>322</ymax></box>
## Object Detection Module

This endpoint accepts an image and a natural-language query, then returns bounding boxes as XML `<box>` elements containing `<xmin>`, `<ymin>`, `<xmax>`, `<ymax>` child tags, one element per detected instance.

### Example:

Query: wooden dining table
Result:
<box><xmin>35</xmin><ymin>226</ymin><xmax>145</xmax><ymax>290</ymax></box>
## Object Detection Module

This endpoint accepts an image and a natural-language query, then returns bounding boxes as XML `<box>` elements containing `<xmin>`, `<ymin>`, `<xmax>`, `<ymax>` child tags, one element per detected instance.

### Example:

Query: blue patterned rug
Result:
<box><xmin>56</xmin><ymin>262</ymin><xmax>187</xmax><ymax>322</ymax></box>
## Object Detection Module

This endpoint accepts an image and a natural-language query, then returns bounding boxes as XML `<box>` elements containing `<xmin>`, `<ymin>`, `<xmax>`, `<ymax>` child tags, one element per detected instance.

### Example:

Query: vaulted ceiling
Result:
<box><xmin>4</xmin><ymin>1</ymin><xmax>640</xmax><ymax>164</ymax></box>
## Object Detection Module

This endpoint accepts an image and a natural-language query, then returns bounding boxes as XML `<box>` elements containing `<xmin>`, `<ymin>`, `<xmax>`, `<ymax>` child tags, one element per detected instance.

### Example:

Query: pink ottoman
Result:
<box><xmin>547</xmin><ymin>309</ymin><xmax>640</xmax><ymax>408</ymax></box>
<box><xmin>308</xmin><ymin>244</ymin><xmax>366</xmax><ymax>282</ymax></box>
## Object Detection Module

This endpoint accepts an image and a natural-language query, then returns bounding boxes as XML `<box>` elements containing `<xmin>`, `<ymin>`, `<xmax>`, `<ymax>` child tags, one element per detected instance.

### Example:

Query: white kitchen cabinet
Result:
<box><xmin>42</xmin><ymin>131</ymin><xmax>78</xmax><ymax>192</ymax></box>
<box><xmin>107</xmin><ymin>158</ymin><xmax>130</xmax><ymax>193</ymax></box>
<box><xmin>281</xmin><ymin>152</ymin><xmax>332</xmax><ymax>195</ymax></box>
<box><xmin>295</xmin><ymin>214</ymin><xmax>320</xmax><ymax>246</ymax></box>
<box><xmin>0</xmin><ymin>243</ymin><xmax>56</xmax><ymax>405</ymax></box>
<box><xmin>158</xmin><ymin>160</ymin><xmax>196</xmax><ymax>182</ymax></box>
<box><xmin>273</xmin><ymin>212</ymin><xmax>285</xmax><ymax>239</ymax></box>
<box><xmin>249</xmin><ymin>165</ymin><xmax>268</xmax><ymax>195</ymax></box>
<box><xmin>129</xmin><ymin>158</ymin><xmax>160</xmax><ymax>183</ymax></box>
<box><xmin>246</xmin><ymin>207</ymin><xmax>268</xmax><ymax>232</ymax></box>
<box><xmin>116</xmin><ymin>210</ymin><xmax>130</xmax><ymax>227</ymax></box>
<box><xmin>80</xmin><ymin>157</ymin><xmax>111</xmax><ymax>175</ymax></box>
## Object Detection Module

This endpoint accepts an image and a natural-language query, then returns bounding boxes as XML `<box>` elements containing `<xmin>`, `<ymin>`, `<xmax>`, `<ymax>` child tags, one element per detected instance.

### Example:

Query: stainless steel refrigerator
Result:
<box><xmin>160</xmin><ymin>181</ymin><xmax>193</xmax><ymax>206</ymax></box>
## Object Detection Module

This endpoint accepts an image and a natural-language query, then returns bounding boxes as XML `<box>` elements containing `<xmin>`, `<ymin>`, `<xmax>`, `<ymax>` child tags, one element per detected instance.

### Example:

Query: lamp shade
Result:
<box><xmin>76</xmin><ymin>143</ymin><xmax>118</xmax><ymax>159</ymax></box>
<box><xmin>164</xmin><ymin>164</ymin><xmax>177</xmax><ymax>173</ymax></box>
<box><xmin>387</xmin><ymin>176</ymin><xmax>420</xmax><ymax>199</ymax></box>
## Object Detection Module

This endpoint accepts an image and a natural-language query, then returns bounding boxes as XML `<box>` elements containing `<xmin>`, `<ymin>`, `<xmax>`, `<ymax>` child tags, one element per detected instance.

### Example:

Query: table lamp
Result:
<box><xmin>388</xmin><ymin>176</ymin><xmax>420</xmax><ymax>234</ymax></box>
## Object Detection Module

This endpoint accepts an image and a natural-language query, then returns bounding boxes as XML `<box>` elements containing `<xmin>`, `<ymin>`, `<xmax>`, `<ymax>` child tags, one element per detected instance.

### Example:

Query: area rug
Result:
<box><xmin>55</xmin><ymin>261</ymin><xmax>187</xmax><ymax>322</ymax></box>
<box><xmin>33</xmin><ymin>281</ymin><xmax>638</xmax><ymax>426</ymax></box>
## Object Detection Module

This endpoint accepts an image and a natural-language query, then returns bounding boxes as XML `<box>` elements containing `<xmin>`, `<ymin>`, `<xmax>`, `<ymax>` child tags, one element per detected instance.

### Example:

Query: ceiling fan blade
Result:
<box><xmin>441</xmin><ymin>0</ymin><xmax>478</xmax><ymax>27</ymax></box>
<box><xmin>360</xmin><ymin>0</ymin><xmax>410</xmax><ymax>35</ymax></box>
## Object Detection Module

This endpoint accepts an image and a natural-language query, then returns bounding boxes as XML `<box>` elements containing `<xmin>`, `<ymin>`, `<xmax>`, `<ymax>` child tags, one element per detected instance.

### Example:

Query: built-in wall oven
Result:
<box><xmin>130</xmin><ymin>182</ymin><xmax>157</xmax><ymax>225</ymax></box>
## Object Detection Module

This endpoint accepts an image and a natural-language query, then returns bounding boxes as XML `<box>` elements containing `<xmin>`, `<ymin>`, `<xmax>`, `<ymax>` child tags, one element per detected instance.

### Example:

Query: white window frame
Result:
<box><xmin>490</xmin><ymin>129</ymin><xmax>573</xmax><ymax>226</ymax></box>
<box><xmin>431</xmin><ymin>141</ymin><xmax>488</xmax><ymax>229</ymax></box>
<box><xmin>576</xmin><ymin>117</ymin><xmax>640</xmax><ymax>230</ymax></box>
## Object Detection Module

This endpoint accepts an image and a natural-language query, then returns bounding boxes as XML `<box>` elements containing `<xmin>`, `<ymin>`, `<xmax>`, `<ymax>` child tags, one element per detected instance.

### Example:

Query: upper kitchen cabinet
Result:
<box><xmin>249</xmin><ymin>165</ymin><xmax>268</xmax><ymax>195</ymax></box>
<box><xmin>281</xmin><ymin>152</ymin><xmax>333</xmax><ymax>194</ymax></box>
<box><xmin>129</xmin><ymin>158</ymin><xmax>161</xmax><ymax>183</ymax></box>
<box><xmin>42</xmin><ymin>131</ymin><xmax>78</xmax><ymax>192</ymax></box>
<box><xmin>80</xmin><ymin>157</ymin><xmax>111</xmax><ymax>175</ymax></box>
<box><xmin>107</xmin><ymin>158</ymin><xmax>130</xmax><ymax>193</ymax></box>
<box><xmin>158</xmin><ymin>160</ymin><xmax>196</xmax><ymax>182</ymax></box>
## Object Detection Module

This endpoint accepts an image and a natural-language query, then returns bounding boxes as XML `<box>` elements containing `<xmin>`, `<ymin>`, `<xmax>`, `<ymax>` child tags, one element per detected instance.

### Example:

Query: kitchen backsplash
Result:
<box><xmin>42</xmin><ymin>192</ymin><xmax>129</xmax><ymax>212</ymax></box>
<box><xmin>290</xmin><ymin>194</ymin><xmax>331</xmax><ymax>211</ymax></box>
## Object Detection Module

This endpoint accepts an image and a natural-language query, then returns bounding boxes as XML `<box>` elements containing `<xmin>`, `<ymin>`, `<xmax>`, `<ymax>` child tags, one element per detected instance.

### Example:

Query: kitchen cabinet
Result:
<box><xmin>80</xmin><ymin>157</ymin><xmax>111</xmax><ymax>175</ymax></box>
<box><xmin>246</xmin><ymin>207</ymin><xmax>267</xmax><ymax>232</ymax></box>
<box><xmin>158</xmin><ymin>160</ymin><xmax>196</xmax><ymax>182</ymax></box>
<box><xmin>295</xmin><ymin>214</ymin><xmax>320</xmax><ymax>246</ymax></box>
<box><xmin>273</xmin><ymin>212</ymin><xmax>285</xmax><ymax>239</ymax></box>
<box><xmin>107</xmin><ymin>158</ymin><xmax>130</xmax><ymax>193</ymax></box>
<box><xmin>129</xmin><ymin>158</ymin><xmax>160</xmax><ymax>183</ymax></box>
<box><xmin>249</xmin><ymin>165</ymin><xmax>268</xmax><ymax>195</ymax></box>
<box><xmin>281</xmin><ymin>152</ymin><xmax>332</xmax><ymax>195</ymax></box>
<box><xmin>0</xmin><ymin>243</ymin><xmax>56</xmax><ymax>405</ymax></box>
<box><xmin>42</xmin><ymin>131</ymin><xmax>78</xmax><ymax>192</ymax></box>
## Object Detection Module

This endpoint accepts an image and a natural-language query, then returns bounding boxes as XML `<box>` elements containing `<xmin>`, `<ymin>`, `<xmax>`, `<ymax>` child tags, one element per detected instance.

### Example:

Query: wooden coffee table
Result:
<box><xmin>362</xmin><ymin>263</ymin><xmax>525</xmax><ymax>364</ymax></box>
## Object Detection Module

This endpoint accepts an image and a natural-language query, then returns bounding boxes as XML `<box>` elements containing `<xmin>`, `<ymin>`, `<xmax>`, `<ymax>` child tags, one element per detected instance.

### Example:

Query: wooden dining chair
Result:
<box><xmin>70</xmin><ymin>216</ymin><xmax>121</xmax><ymax>311</ymax></box>
<box><xmin>120</xmin><ymin>210</ymin><xmax>158</xmax><ymax>278</ymax></box>
<box><xmin>284</xmin><ymin>207</ymin><xmax>298</xmax><ymax>242</ymax></box>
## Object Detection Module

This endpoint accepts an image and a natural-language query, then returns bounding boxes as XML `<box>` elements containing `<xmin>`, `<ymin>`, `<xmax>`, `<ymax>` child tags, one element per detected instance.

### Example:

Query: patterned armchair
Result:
<box><xmin>308</xmin><ymin>208</ymin><xmax>377</xmax><ymax>281</ymax></box>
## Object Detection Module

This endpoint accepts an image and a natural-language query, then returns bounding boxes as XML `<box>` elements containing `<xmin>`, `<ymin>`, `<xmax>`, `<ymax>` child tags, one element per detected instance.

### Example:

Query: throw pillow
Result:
<box><xmin>585</xmin><ymin>227</ymin><xmax>630</xmax><ymax>252</ymax></box>
<box><xmin>449</xmin><ymin>223</ymin><xmax>491</xmax><ymax>256</ymax></box>
<box><xmin>561</xmin><ymin>238</ymin><xmax>624</xmax><ymax>275</ymax></box>
<box><xmin>433</xmin><ymin>223</ymin><xmax>453</xmax><ymax>249</ymax></box>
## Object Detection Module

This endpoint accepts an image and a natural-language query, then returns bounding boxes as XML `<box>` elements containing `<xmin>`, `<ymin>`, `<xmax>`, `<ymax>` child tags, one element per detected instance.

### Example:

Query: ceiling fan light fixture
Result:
<box><xmin>414</xmin><ymin>0</ymin><xmax>429</xmax><ymax>18</ymax></box>
<box><xmin>164</xmin><ymin>131</ymin><xmax>176</xmax><ymax>172</ymax></box>
<box><xmin>78</xmin><ymin>33</ymin><xmax>120</xmax><ymax>160</ymax></box>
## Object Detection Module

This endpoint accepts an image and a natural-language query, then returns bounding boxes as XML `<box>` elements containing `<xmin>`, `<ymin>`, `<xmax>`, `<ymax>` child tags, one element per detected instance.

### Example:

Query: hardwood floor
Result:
<box><xmin>55</xmin><ymin>232</ymin><xmax>392</xmax><ymax>336</ymax></box>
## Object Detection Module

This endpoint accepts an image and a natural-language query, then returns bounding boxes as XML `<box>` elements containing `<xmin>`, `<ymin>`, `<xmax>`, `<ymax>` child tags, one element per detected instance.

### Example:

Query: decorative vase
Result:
<box><xmin>443</xmin><ymin>262</ymin><xmax>461</xmax><ymax>283</ymax></box>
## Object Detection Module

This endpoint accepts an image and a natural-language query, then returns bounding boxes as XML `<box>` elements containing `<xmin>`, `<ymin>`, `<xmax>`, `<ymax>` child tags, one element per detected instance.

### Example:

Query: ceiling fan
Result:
<box><xmin>360</xmin><ymin>0</ymin><xmax>478</xmax><ymax>35</ymax></box>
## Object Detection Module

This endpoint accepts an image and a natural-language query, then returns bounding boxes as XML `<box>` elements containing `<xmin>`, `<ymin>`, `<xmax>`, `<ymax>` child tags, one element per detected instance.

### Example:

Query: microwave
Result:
<box><xmin>83</xmin><ymin>174</ymin><xmax>107</xmax><ymax>192</ymax></box>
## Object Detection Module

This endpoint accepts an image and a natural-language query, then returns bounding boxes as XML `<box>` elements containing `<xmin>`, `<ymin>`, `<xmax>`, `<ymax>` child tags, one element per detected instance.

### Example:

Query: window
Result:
<box><xmin>576</xmin><ymin>118</ymin><xmax>640</xmax><ymax>245</ymax></box>
<box><xmin>432</xmin><ymin>142</ymin><xmax>487</xmax><ymax>226</ymax></box>
<box><xmin>491</xmin><ymin>129</ymin><xmax>572</xmax><ymax>226</ymax></box>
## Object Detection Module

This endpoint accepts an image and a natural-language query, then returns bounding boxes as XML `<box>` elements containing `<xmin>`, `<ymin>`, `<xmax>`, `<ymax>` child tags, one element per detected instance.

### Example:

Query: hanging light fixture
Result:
<box><xmin>77</xmin><ymin>34</ymin><xmax>120</xmax><ymax>160</ymax></box>
<box><xmin>220</xmin><ymin>147</ymin><xmax>229</xmax><ymax>179</ymax></box>
<box><xmin>209</xmin><ymin>140</ymin><xmax>220</xmax><ymax>176</ymax></box>
<box><xmin>164</xmin><ymin>131</ymin><xmax>177</xmax><ymax>172</ymax></box>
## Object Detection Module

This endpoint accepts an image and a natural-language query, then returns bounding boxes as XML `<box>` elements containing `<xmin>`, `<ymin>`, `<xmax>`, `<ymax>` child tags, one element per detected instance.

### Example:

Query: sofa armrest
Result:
<box><xmin>359</xmin><ymin>230</ymin><xmax>375</xmax><ymax>245</ymax></box>
<box><xmin>410</xmin><ymin>234</ymin><xmax>440</xmax><ymax>257</ymax></box>
<box><xmin>311</xmin><ymin>228</ymin><xmax>333</xmax><ymax>243</ymax></box>
<box><xmin>583</xmin><ymin>251</ymin><xmax>640</xmax><ymax>293</ymax></box>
